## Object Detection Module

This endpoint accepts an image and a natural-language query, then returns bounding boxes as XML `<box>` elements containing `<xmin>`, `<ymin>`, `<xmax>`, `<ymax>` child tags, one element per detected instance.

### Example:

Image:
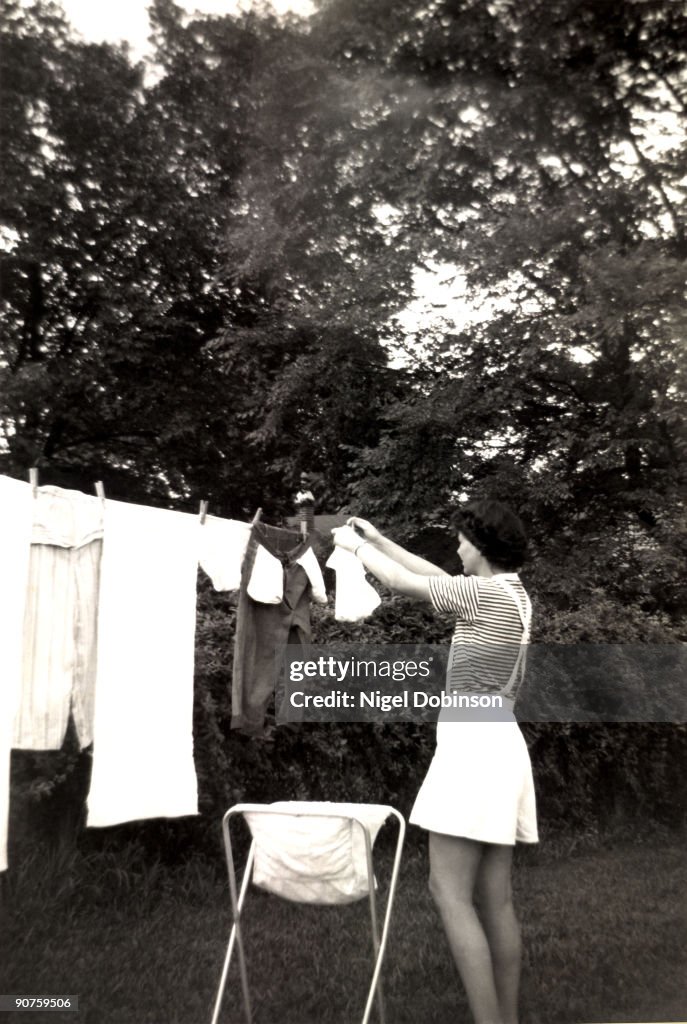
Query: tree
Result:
<box><xmin>0</xmin><ymin>0</ymin><xmax>409</xmax><ymax>516</ymax></box>
<box><xmin>295</xmin><ymin>0</ymin><xmax>687</xmax><ymax>629</ymax></box>
<box><xmin>0</xmin><ymin>2</ymin><xmax>284</xmax><ymax>511</ymax></box>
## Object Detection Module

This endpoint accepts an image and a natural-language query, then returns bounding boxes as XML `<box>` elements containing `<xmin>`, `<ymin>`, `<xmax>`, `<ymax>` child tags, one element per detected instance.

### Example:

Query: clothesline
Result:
<box><xmin>0</xmin><ymin>474</ymin><xmax>380</xmax><ymax>873</ymax></box>
<box><xmin>28</xmin><ymin>465</ymin><xmax>215</xmax><ymax>524</ymax></box>
<box><xmin>23</xmin><ymin>466</ymin><xmax>316</xmax><ymax>537</ymax></box>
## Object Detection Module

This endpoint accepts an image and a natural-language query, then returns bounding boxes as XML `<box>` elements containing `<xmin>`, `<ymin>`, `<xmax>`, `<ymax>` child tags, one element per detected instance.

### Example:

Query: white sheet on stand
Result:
<box><xmin>0</xmin><ymin>476</ymin><xmax>33</xmax><ymax>870</ymax></box>
<box><xmin>245</xmin><ymin>801</ymin><xmax>391</xmax><ymax>904</ymax></box>
<box><xmin>87</xmin><ymin>499</ymin><xmax>199</xmax><ymax>827</ymax></box>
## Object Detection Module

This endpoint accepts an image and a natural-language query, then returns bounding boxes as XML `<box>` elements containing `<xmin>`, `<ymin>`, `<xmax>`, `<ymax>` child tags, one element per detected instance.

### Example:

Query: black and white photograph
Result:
<box><xmin>1</xmin><ymin>1</ymin><xmax>685</xmax><ymax>1022</ymax></box>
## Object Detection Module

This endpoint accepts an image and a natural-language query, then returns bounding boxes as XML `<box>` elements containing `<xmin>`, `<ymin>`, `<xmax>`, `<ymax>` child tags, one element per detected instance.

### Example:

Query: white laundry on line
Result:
<box><xmin>199</xmin><ymin>516</ymin><xmax>328</xmax><ymax>606</ymax></box>
<box><xmin>14</xmin><ymin>485</ymin><xmax>104</xmax><ymax>751</ymax></box>
<box><xmin>0</xmin><ymin>475</ymin><xmax>33</xmax><ymax>871</ymax></box>
<box><xmin>247</xmin><ymin>542</ymin><xmax>327</xmax><ymax>605</ymax></box>
<box><xmin>86</xmin><ymin>498</ymin><xmax>200</xmax><ymax>827</ymax></box>
<box><xmin>198</xmin><ymin>515</ymin><xmax>252</xmax><ymax>592</ymax></box>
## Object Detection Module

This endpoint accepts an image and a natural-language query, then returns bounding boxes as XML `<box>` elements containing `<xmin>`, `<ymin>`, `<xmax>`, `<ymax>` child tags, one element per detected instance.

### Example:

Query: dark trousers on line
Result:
<box><xmin>231</xmin><ymin>523</ymin><xmax>314</xmax><ymax>734</ymax></box>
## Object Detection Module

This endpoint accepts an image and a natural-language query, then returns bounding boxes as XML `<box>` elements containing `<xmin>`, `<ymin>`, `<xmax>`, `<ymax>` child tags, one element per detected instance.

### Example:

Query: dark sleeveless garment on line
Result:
<box><xmin>231</xmin><ymin>522</ymin><xmax>314</xmax><ymax>735</ymax></box>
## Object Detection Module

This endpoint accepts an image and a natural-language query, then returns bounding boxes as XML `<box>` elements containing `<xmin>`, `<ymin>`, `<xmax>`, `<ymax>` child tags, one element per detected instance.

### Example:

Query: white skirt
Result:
<box><xmin>409</xmin><ymin>718</ymin><xmax>539</xmax><ymax>845</ymax></box>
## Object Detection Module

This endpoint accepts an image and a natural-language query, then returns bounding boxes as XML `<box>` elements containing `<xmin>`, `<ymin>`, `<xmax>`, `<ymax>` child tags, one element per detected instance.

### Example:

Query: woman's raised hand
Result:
<box><xmin>331</xmin><ymin>524</ymin><xmax>363</xmax><ymax>553</ymax></box>
<box><xmin>346</xmin><ymin>517</ymin><xmax>383</xmax><ymax>544</ymax></box>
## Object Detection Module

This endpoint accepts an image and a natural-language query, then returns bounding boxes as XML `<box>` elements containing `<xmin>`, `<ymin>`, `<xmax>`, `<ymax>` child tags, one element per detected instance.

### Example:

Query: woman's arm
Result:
<box><xmin>332</xmin><ymin>524</ymin><xmax>435</xmax><ymax>601</ymax></box>
<box><xmin>346</xmin><ymin>517</ymin><xmax>449</xmax><ymax>578</ymax></box>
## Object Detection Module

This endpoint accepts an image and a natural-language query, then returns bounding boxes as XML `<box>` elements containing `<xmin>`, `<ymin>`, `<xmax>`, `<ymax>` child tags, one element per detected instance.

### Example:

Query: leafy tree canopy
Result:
<box><xmin>1</xmin><ymin>0</ymin><xmax>685</xmax><ymax>626</ymax></box>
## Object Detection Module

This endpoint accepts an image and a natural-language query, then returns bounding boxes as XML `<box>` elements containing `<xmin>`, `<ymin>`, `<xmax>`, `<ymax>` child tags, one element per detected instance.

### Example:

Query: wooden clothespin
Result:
<box><xmin>29</xmin><ymin>467</ymin><xmax>39</xmax><ymax>497</ymax></box>
<box><xmin>95</xmin><ymin>481</ymin><xmax>105</xmax><ymax>501</ymax></box>
<box><xmin>199</xmin><ymin>500</ymin><xmax>209</xmax><ymax>524</ymax></box>
<box><xmin>251</xmin><ymin>508</ymin><xmax>263</xmax><ymax>526</ymax></box>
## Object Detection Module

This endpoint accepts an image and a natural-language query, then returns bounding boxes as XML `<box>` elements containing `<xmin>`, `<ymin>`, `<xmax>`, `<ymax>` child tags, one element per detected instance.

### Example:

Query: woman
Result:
<box><xmin>332</xmin><ymin>499</ymin><xmax>537</xmax><ymax>1024</ymax></box>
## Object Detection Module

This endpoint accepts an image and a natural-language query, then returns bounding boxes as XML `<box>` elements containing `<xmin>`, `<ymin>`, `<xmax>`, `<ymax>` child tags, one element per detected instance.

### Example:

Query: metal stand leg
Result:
<box><xmin>361</xmin><ymin>810</ymin><xmax>405</xmax><ymax>1024</ymax></box>
<box><xmin>362</xmin><ymin>825</ymin><xmax>386</xmax><ymax>1024</ymax></box>
<box><xmin>211</xmin><ymin>814</ymin><xmax>256</xmax><ymax>1024</ymax></box>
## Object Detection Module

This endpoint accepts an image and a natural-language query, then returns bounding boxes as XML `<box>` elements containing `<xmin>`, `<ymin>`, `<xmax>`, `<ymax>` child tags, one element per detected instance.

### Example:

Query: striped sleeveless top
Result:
<box><xmin>428</xmin><ymin>573</ymin><xmax>531</xmax><ymax>698</ymax></box>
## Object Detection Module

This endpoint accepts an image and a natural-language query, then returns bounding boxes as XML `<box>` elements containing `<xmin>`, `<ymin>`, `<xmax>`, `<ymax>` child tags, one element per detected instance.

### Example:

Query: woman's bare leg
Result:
<box><xmin>475</xmin><ymin>844</ymin><xmax>521</xmax><ymax>1024</ymax></box>
<box><xmin>428</xmin><ymin>831</ymin><xmax>504</xmax><ymax>1024</ymax></box>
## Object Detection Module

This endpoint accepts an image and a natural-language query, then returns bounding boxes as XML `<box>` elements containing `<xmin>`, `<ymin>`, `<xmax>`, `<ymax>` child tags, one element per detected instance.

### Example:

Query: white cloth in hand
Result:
<box><xmin>326</xmin><ymin>547</ymin><xmax>381</xmax><ymax>622</ymax></box>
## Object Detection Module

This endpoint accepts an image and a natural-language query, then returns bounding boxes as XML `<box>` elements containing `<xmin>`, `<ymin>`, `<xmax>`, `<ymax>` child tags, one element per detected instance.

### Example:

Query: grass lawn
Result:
<box><xmin>1</xmin><ymin>830</ymin><xmax>685</xmax><ymax>1024</ymax></box>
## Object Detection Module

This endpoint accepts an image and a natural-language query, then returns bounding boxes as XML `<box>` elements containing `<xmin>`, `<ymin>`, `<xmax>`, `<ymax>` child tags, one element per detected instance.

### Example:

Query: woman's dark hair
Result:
<box><xmin>452</xmin><ymin>500</ymin><xmax>527</xmax><ymax>571</ymax></box>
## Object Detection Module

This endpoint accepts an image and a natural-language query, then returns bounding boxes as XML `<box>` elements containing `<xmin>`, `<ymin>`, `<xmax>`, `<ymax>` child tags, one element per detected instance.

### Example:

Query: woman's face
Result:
<box><xmin>457</xmin><ymin>532</ymin><xmax>483</xmax><ymax>576</ymax></box>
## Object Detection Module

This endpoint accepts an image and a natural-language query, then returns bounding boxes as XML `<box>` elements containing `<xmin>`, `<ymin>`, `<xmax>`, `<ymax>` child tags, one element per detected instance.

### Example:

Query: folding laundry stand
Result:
<box><xmin>210</xmin><ymin>802</ymin><xmax>406</xmax><ymax>1024</ymax></box>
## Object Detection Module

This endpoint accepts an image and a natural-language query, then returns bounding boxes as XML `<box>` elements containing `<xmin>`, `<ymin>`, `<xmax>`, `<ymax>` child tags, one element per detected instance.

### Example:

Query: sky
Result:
<box><xmin>55</xmin><ymin>0</ymin><xmax>314</xmax><ymax>59</ymax></box>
